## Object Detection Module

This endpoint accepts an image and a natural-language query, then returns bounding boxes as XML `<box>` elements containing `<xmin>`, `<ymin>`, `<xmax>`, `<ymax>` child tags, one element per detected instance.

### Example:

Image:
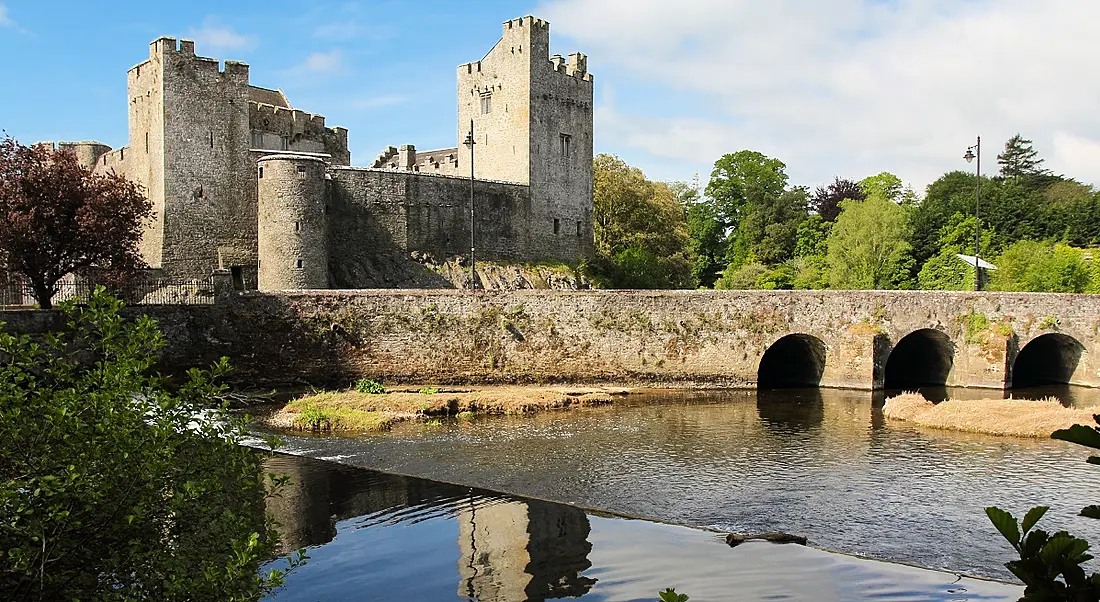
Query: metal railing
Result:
<box><xmin>0</xmin><ymin>273</ymin><xmax>216</xmax><ymax>308</ymax></box>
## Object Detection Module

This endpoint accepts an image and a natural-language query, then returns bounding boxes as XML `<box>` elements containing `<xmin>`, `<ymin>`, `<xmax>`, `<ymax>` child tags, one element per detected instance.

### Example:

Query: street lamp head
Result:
<box><xmin>963</xmin><ymin>148</ymin><xmax>975</xmax><ymax>163</ymax></box>
<box><xmin>463</xmin><ymin>131</ymin><xmax>475</xmax><ymax>149</ymax></box>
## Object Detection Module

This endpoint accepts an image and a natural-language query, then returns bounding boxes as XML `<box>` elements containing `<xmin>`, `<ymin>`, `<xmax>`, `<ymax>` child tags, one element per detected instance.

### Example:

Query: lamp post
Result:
<box><xmin>462</xmin><ymin>119</ymin><xmax>476</xmax><ymax>289</ymax></box>
<box><xmin>963</xmin><ymin>136</ymin><xmax>981</xmax><ymax>291</ymax></box>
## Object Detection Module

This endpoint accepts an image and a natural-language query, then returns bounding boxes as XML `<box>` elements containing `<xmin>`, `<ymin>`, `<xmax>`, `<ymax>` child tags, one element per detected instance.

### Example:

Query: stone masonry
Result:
<box><xmin>48</xmin><ymin>16</ymin><xmax>593</xmax><ymax>290</ymax></box>
<box><xmin>5</xmin><ymin>289</ymin><xmax>1098</xmax><ymax>391</ymax></box>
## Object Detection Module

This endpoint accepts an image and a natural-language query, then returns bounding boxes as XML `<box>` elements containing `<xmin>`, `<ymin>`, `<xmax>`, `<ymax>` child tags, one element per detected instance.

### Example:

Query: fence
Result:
<box><xmin>0</xmin><ymin>273</ymin><xmax>216</xmax><ymax>308</ymax></box>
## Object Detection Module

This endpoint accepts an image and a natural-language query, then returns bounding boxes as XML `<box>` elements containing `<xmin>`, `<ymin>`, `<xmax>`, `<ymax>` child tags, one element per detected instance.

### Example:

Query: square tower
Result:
<box><xmin>113</xmin><ymin>37</ymin><xmax>255</xmax><ymax>280</ymax></box>
<box><xmin>456</xmin><ymin>16</ymin><xmax>594</xmax><ymax>261</ymax></box>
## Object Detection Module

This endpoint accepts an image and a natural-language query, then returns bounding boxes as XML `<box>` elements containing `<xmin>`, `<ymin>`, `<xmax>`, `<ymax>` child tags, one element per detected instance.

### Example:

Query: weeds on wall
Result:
<box><xmin>354</xmin><ymin>378</ymin><xmax>385</xmax><ymax>394</ymax></box>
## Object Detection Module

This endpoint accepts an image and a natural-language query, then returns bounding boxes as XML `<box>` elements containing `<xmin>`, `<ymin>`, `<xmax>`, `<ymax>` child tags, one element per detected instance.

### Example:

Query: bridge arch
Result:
<box><xmin>884</xmin><ymin>328</ymin><xmax>955</xmax><ymax>389</ymax></box>
<box><xmin>1011</xmin><ymin>333</ymin><xmax>1085</xmax><ymax>388</ymax></box>
<box><xmin>757</xmin><ymin>333</ymin><xmax>827</xmax><ymax>388</ymax></box>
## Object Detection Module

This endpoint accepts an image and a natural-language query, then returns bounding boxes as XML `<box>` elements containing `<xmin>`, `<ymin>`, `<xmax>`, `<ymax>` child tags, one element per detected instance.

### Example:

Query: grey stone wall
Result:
<box><xmin>6</xmin><ymin>290</ymin><xmax>1098</xmax><ymax>390</ymax></box>
<box><xmin>326</xmin><ymin>168</ymin><xmax>531</xmax><ymax>288</ymax></box>
<box><xmin>257</xmin><ymin>155</ymin><xmax>329</xmax><ymax>290</ymax></box>
<box><xmin>249</xmin><ymin>103</ymin><xmax>350</xmax><ymax>166</ymax></box>
<box><xmin>158</xmin><ymin>38</ymin><xmax>256</xmax><ymax>281</ymax></box>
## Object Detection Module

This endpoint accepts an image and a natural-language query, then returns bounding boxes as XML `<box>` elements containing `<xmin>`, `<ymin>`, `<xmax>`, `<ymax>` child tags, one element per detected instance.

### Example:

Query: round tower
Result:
<box><xmin>256</xmin><ymin>154</ymin><xmax>329</xmax><ymax>290</ymax></box>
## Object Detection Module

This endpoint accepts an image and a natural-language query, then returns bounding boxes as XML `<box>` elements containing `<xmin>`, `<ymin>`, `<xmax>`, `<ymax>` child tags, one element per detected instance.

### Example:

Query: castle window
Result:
<box><xmin>281</xmin><ymin>136</ymin><xmax>290</xmax><ymax>151</ymax></box>
<box><xmin>553</xmin><ymin>218</ymin><xmax>560</xmax><ymax>235</ymax></box>
<box><xmin>480</xmin><ymin>92</ymin><xmax>492</xmax><ymax>114</ymax></box>
<box><xmin>295</xmin><ymin>221</ymin><xmax>301</xmax><ymax>232</ymax></box>
<box><xmin>145</xmin><ymin>132</ymin><xmax>149</xmax><ymax>152</ymax></box>
<box><xmin>296</xmin><ymin>259</ymin><xmax>303</xmax><ymax>269</ymax></box>
<box><xmin>297</xmin><ymin>165</ymin><xmax>307</xmax><ymax>179</ymax></box>
<box><xmin>251</xmin><ymin>131</ymin><xmax>263</xmax><ymax>148</ymax></box>
<box><xmin>576</xmin><ymin>221</ymin><xmax>582</xmax><ymax>236</ymax></box>
<box><xmin>258</xmin><ymin>167</ymin><xmax>263</xmax><ymax>179</ymax></box>
<box><xmin>559</xmin><ymin>133</ymin><xmax>571</xmax><ymax>157</ymax></box>
<box><xmin>209</xmin><ymin>131</ymin><xmax>214</xmax><ymax>149</ymax></box>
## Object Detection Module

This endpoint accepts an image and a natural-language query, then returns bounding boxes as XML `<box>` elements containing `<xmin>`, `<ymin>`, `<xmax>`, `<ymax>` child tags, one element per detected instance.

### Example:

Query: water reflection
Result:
<box><xmin>264</xmin><ymin>455</ymin><xmax>595</xmax><ymax>601</ymax></box>
<box><xmin>457</xmin><ymin>499</ymin><xmax>594</xmax><ymax>601</ymax></box>
<box><xmin>756</xmin><ymin>388</ymin><xmax>825</xmax><ymax>431</ymax></box>
<box><xmin>263</xmin><ymin>453</ymin><xmax>1023</xmax><ymax>601</ymax></box>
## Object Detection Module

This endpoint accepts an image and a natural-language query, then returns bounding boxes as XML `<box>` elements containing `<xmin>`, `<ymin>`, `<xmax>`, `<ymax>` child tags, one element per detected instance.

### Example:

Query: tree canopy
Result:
<box><xmin>0</xmin><ymin>136</ymin><xmax>151</xmax><ymax>308</ymax></box>
<box><xmin>0</xmin><ymin>289</ymin><xmax>301</xmax><ymax>600</ymax></box>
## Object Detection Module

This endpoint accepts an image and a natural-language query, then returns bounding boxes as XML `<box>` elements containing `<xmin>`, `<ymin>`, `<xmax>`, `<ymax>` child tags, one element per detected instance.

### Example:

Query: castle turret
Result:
<box><xmin>257</xmin><ymin>155</ymin><xmax>328</xmax><ymax>290</ymax></box>
<box><xmin>58</xmin><ymin>141</ymin><xmax>112</xmax><ymax>171</ymax></box>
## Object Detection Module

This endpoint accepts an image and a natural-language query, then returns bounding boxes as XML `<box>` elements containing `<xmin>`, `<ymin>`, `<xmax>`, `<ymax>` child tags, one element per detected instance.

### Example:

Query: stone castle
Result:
<box><xmin>54</xmin><ymin>15</ymin><xmax>593</xmax><ymax>290</ymax></box>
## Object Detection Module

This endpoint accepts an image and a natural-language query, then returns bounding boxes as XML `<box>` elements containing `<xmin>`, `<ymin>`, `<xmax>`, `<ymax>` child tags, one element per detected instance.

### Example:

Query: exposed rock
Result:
<box><xmin>725</xmin><ymin>532</ymin><xmax>807</xmax><ymax>547</ymax></box>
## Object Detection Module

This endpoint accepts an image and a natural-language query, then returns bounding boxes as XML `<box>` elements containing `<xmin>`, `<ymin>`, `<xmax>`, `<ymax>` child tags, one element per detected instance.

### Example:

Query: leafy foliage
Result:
<box><xmin>989</xmin><ymin>241</ymin><xmax>1091</xmax><ymax>293</ymax></box>
<box><xmin>0</xmin><ymin>288</ymin><xmax>302</xmax><ymax>600</ymax></box>
<box><xmin>998</xmin><ymin>134</ymin><xmax>1048</xmax><ymax>182</ymax></box>
<box><xmin>0</xmin><ymin>136</ymin><xmax>152</xmax><ymax>308</ymax></box>
<box><xmin>658</xmin><ymin>588</ymin><xmax>690</xmax><ymax>602</ymax></box>
<box><xmin>825</xmin><ymin>194</ymin><xmax>913</xmax><ymax>289</ymax></box>
<box><xmin>591</xmin><ymin>155</ymin><xmax>694</xmax><ymax>288</ymax></box>
<box><xmin>986</xmin><ymin>415</ymin><xmax>1100</xmax><ymax>601</ymax></box>
<box><xmin>812</xmin><ymin>177</ymin><xmax>864</xmax><ymax>222</ymax></box>
<box><xmin>354</xmin><ymin>378</ymin><xmax>386</xmax><ymax>394</ymax></box>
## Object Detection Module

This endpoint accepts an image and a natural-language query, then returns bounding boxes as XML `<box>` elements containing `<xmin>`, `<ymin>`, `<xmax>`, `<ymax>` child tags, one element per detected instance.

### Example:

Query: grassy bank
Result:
<box><xmin>267</xmin><ymin>385</ymin><xmax>631</xmax><ymax>433</ymax></box>
<box><xmin>883</xmin><ymin>393</ymin><xmax>1096</xmax><ymax>438</ymax></box>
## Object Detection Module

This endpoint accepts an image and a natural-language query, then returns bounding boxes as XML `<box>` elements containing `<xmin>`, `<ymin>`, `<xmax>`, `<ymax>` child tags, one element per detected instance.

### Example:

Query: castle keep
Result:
<box><xmin>59</xmin><ymin>16</ymin><xmax>593</xmax><ymax>290</ymax></box>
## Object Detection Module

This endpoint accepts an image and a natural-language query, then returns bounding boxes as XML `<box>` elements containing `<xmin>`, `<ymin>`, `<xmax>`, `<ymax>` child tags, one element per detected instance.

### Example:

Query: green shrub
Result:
<box><xmin>0</xmin><ymin>287</ymin><xmax>302</xmax><ymax>600</ymax></box>
<box><xmin>419</xmin><ymin>387</ymin><xmax>441</xmax><ymax>395</ymax></box>
<box><xmin>986</xmin><ymin>416</ymin><xmax>1100</xmax><ymax>601</ymax></box>
<box><xmin>354</xmin><ymin>378</ymin><xmax>385</xmax><ymax>394</ymax></box>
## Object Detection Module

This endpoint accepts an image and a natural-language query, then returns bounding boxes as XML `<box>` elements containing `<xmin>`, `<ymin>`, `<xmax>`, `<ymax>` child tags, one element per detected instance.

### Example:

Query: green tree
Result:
<box><xmin>793</xmin><ymin>214</ymin><xmax>831</xmax><ymax>259</ymax></box>
<box><xmin>704</xmin><ymin>150</ymin><xmax>788</xmax><ymax>237</ymax></box>
<box><xmin>989</xmin><ymin>241</ymin><xmax>1091</xmax><ymax>293</ymax></box>
<box><xmin>0</xmin><ymin>289</ymin><xmax>301</xmax><ymax>600</ymax></box>
<box><xmin>590</xmin><ymin>155</ymin><xmax>694</xmax><ymax>288</ymax></box>
<box><xmin>859</xmin><ymin>172</ymin><xmax>904</xmax><ymax>203</ymax></box>
<box><xmin>735</xmin><ymin>186</ymin><xmax>809</xmax><ymax>265</ymax></box>
<box><xmin>916</xmin><ymin>213</ymin><xmax>993</xmax><ymax>290</ymax></box>
<box><xmin>826</xmin><ymin>194</ymin><xmax>913</xmax><ymax>289</ymax></box>
<box><xmin>997</xmin><ymin>134</ymin><xmax>1047</xmax><ymax>182</ymax></box>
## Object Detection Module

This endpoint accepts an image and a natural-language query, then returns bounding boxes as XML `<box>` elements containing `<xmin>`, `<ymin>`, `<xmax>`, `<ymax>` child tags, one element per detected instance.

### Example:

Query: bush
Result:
<box><xmin>354</xmin><ymin>378</ymin><xmax>385</xmax><ymax>394</ymax></box>
<box><xmin>986</xmin><ymin>416</ymin><xmax>1100</xmax><ymax>601</ymax></box>
<box><xmin>0</xmin><ymin>287</ymin><xmax>301</xmax><ymax>601</ymax></box>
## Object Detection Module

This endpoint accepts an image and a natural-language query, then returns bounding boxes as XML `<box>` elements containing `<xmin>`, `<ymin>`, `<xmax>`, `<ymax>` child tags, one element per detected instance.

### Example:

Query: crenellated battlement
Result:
<box><xmin>503</xmin><ymin>15</ymin><xmax>549</xmax><ymax>33</ymax></box>
<box><xmin>250</xmin><ymin>102</ymin><xmax>340</xmax><ymax>133</ymax></box>
<box><xmin>143</xmin><ymin>37</ymin><xmax>250</xmax><ymax>82</ymax></box>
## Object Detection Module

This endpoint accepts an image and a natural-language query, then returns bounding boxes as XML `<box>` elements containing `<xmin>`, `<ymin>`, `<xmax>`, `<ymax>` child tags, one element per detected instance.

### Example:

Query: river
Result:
<box><xmin>255</xmin><ymin>386</ymin><xmax>1100</xmax><ymax>597</ymax></box>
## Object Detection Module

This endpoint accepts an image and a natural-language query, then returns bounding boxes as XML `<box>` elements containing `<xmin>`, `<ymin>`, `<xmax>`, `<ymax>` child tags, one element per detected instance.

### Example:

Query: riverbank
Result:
<box><xmin>266</xmin><ymin>385</ymin><xmax>633</xmax><ymax>433</ymax></box>
<box><xmin>883</xmin><ymin>392</ymin><xmax>1095</xmax><ymax>437</ymax></box>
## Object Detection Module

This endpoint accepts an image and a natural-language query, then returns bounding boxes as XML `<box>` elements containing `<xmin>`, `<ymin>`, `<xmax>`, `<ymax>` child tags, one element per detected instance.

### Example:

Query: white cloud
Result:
<box><xmin>297</xmin><ymin>50</ymin><xmax>345</xmax><ymax>74</ymax></box>
<box><xmin>351</xmin><ymin>94</ymin><xmax>409</xmax><ymax>110</ymax></box>
<box><xmin>536</xmin><ymin>0</ymin><xmax>1100</xmax><ymax>191</ymax></box>
<box><xmin>185</xmin><ymin>17</ymin><xmax>258</xmax><ymax>53</ymax></box>
<box><xmin>0</xmin><ymin>3</ymin><xmax>14</xmax><ymax>28</ymax></box>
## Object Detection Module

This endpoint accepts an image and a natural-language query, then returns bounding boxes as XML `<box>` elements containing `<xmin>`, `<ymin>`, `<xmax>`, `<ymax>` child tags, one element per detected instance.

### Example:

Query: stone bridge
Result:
<box><xmin>3</xmin><ymin>288</ymin><xmax>1099</xmax><ymax>390</ymax></box>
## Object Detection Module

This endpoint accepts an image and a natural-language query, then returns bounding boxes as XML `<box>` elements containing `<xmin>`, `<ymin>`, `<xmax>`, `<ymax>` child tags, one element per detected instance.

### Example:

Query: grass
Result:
<box><xmin>286</xmin><ymin>403</ymin><xmax>394</xmax><ymax>433</ymax></box>
<box><xmin>883</xmin><ymin>392</ymin><xmax>1097</xmax><ymax>438</ymax></box>
<box><xmin>268</xmin><ymin>385</ymin><xmax>630</xmax><ymax>434</ymax></box>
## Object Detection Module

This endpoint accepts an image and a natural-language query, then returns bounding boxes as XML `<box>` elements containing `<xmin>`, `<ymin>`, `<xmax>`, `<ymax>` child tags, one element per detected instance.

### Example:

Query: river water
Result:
<box><xmin>263</xmin><ymin>453</ymin><xmax>1021</xmax><ymax>601</ymax></box>
<box><xmin>256</xmin><ymin>387</ymin><xmax>1100</xmax><ymax>590</ymax></box>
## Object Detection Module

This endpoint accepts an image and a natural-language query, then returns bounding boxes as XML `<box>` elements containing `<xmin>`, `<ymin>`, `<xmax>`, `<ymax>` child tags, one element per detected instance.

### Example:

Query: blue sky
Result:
<box><xmin>2</xmin><ymin>0</ymin><xmax>1099</xmax><ymax>193</ymax></box>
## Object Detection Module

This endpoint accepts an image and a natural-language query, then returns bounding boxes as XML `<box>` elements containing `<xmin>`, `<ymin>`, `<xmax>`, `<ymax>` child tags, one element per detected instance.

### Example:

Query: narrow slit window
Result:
<box><xmin>145</xmin><ymin>132</ymin><xmax>149</xmax><ymax>152</ymax></box>
<box><xmin>553</xmin><ymin>218</ymin><xmax>560</xmax><ymax>234</ymax></box>
<box><xmin>297</xmin><ymin>165</ymin><xmax>307</xmax><ymax>179</ymax></box>
<box><xmin>209</xmin><ymin>131</ymin><xmax>214</xmax><ymax>148</ymax></box>
<box><xmin>294</xmin><ymin>221</ymin><xmax>301</xmax><ymax>232</ymax></box>
<box><xmin>296</xmin><ymin>259</ymin><xmax>303</xmax><ymax>269</ymax></box>
<box><xmin>258</xmin><ymin>166</ymin><xmax>263</xmax><ymax>179</ymax></box>
<box><xmin>576</xmin><ymin>220</ymin><xmax>582</xmax><ymax>236</ymax></box>
<box><xmin>559</xmin><ymin>133</ymin><xmax>571</xmax><ymax>157</ymax></box>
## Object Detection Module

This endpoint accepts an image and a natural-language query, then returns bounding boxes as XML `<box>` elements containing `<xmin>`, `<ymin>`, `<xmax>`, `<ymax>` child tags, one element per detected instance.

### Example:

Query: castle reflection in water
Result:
<box><xmin>264</xmin><ymin>454</ymin><xmax>595</xmax><ymax>601</ymax></box>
